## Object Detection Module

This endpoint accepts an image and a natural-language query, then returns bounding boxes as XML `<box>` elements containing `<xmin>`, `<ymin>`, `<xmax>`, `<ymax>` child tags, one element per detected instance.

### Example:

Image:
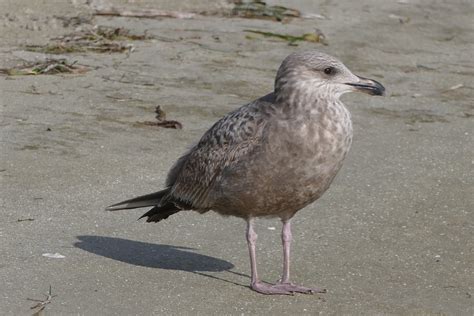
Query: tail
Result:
<box><xmin>138</xmin><ymin>203</ymin><xmax>180</xmax><ymax>223</ymax></box>
<box><xmin>106</xmin><ymin>189</ymin><xmax>180</xmax><ymax>223</ymax></box>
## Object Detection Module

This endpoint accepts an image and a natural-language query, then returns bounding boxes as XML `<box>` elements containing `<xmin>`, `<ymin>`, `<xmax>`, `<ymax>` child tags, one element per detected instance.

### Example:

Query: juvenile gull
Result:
<box><xmin>107</xmin><ymin>51</ymin><xmax>385</xmax><ymax>295</ymax></box>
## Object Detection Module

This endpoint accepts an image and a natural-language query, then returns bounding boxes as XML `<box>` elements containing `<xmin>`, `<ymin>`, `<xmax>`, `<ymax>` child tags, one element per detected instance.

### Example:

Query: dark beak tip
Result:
<box><xmin>347</xmin><ymin>77</ymin><xmax>385</xmax><ymax>96</ymax></box>
<box><xmin>374</xmin><ymin>86</ymin><xmax>385</xmax><ymax>96</ymax></box>
<box><xmin>372</xmin><ymin>80</ymin><xmax>386</xmax><ymax>96</ymax></box>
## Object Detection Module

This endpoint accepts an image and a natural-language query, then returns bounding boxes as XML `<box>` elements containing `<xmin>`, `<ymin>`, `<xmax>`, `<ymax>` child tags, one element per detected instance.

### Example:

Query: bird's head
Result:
<box><xmin>274</xmin><ymin>51</ymin><xmax>385</xmax><ymax>100</ymax></box>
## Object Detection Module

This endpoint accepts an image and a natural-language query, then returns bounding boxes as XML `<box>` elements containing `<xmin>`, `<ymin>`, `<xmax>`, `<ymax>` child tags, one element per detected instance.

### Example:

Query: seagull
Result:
<box><xmin>107</xmin><ymin>51</ymin><xmax>385</xmax><ymax>295</ymax></box>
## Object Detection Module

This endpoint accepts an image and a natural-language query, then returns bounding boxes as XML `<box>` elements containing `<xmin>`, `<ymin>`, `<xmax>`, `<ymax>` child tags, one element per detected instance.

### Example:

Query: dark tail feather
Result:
<box><xmin>138</xmin><ymin>203</ymin><xmax>181</xmax><ymax>223</ymax></box>
<box><xmin>106</xmin><ymin>189</ymin><xmax>168</xmax><ymax>211</ymax></box>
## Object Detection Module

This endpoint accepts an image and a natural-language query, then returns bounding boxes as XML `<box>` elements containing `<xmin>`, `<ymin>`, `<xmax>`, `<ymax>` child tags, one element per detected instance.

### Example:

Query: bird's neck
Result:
<box><xmin>275</xmin><ymin>85</ymin><xmax>346</xmax><ymax>119</ymax></box>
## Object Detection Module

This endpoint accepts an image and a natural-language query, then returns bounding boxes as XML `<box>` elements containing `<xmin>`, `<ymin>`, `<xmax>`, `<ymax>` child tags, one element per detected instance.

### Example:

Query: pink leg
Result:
<box><xmin>281</xmin><ymin>219</ymin><xmax>292</xmax><ymax>283</ymax></box>
<box><xmin>246</xmin><ymin>218</ymin><xmax>259</xmax><ymax>285</ymax></box>
<box><xmin>274</xmin><ymin>219</ymin><xmax>327</xmax><ymax>294</ymax></box>
<box><xmin>245</xmin><ymin>219</ymin><xmax>326</xmax><ymax>295</ymax></box>
<box><xmin>246</xmin><ymin>219</ymin><xmax>292</xmax><ymax>295</ymax></box>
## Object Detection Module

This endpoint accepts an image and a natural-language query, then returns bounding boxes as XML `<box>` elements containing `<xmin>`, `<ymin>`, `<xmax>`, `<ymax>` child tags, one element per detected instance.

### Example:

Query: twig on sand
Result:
<box><xmin>136</xmin><ymin>106</ymin><xmax>183</xmax><ymax>129</ymax></box>
<box><xmin>27</xmin><ymin>285</ymin><xmax>57</xmax><ymax>315</ymax></box>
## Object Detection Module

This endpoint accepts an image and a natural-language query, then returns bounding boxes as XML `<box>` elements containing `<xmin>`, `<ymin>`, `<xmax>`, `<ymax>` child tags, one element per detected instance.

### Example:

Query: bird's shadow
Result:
<box><xmin>74</xmin><ymin>235</ymin><xmax>248</xmax><ymax>287</ymax></box>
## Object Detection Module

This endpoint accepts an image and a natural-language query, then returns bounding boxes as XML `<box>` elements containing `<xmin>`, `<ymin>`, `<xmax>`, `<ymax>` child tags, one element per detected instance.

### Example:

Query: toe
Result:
<box><xmin>251</xmin><ymin>282</ymin><xmax>294</xmax><ymax>295</ymax></box>
<box><xmin>275</xmin><ymin>283</ymin><xmax>327</xmax><ymax>294</ymax></box>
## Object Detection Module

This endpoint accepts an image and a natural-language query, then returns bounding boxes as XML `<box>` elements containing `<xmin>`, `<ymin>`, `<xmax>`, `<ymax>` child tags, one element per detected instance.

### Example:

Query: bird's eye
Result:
<box><xmin>324</xmin><ymin>67</ymin><xmax>335</xmax><ymax>75</ymax></box>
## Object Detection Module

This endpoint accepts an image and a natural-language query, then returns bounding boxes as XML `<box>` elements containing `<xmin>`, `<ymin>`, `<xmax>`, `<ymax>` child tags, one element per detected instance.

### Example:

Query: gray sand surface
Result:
<box><xmin>1</xmin><ymin>0</ymin><xmax>472</xmax><ymax>314</ymax></box>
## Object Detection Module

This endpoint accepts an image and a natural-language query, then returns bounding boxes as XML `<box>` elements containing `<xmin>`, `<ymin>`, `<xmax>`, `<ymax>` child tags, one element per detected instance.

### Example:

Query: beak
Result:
<box><xmin>346</xmin><ymin>76</ymin><xmax>385</xmax><ymax>96</ymax></box>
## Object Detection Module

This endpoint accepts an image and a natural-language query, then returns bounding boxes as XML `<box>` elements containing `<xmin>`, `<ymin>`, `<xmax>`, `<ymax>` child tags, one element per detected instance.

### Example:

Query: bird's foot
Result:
<box><xmin>251</xmin><ymin>282</ymin><xmax>326</xmax><ymax>295</ymax></box>
<box><xmin>251</xmin><ymin>282</ymin><xmax>294</xmax><ymax>295</ymax></box>
<box><xmin>274</xmin><ymin>282</ymin><xmax>326</xmax><ymax>294</ymax></box>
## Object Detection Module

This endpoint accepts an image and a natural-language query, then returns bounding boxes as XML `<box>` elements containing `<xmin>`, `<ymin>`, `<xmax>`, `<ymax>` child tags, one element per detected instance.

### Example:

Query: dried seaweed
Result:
<box><xmin>91</xmin><ymin>26</ymin><xmax>152</xmax><ymax>41</ymax></box>
<box><xmin>245</xmin><ymin>29</ymin><xmax>327</xmax><ymax>46</ymax></box>
<box><xmin>93</xmin><ymin>5</ymin><xmax>196</xmax><ymax>19</ymax></box>
<box><xmin>25</xmin><ymin>26</ymin><xmax>151</xmax><ymax>54</ymax></box>
<box><xmin>231</xmin><ymin>0</ymin><xmax>300</xmax><ymax>21</ymax></box>
<box><xmin>54</xmin><ymin>15</ymin><xmax>94</xmax><ymax>27</ymax></box>
<box><xmin>0</xmin><ymin>59</ymin><xmax>89</xmax><ymax>76</ymax></box>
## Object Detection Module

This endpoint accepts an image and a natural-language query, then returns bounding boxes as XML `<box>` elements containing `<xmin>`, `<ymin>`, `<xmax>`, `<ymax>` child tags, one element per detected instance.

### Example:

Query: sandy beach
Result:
<box><xmin>1</xmin><ymin>0</ymin><xmax>472</xmax><ymax>314</ymax></box>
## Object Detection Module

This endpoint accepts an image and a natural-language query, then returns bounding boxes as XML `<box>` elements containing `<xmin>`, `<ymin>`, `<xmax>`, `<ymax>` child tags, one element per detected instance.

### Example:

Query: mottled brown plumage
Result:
<box><xmin>107</xmin><ymin>51</ymin><xmax>385</xmax><ymax>295</ymax></box>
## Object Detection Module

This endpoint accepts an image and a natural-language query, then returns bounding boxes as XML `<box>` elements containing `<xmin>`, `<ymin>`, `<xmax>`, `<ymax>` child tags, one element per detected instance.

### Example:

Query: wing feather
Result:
<box><xmin>166</xmin><ymin>94</ymin><xmax>274</xmax><ymax>209</ymax></box>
